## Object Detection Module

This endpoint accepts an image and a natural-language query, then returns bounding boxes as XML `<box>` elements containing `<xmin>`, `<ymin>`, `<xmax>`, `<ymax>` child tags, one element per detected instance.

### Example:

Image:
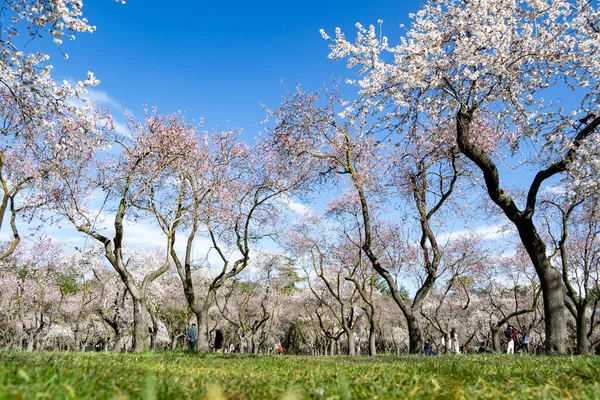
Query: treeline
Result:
<box><xmin>1</xmin><ymin>0</ymin><xmax>600</xmax><ymax>355</ymax></box>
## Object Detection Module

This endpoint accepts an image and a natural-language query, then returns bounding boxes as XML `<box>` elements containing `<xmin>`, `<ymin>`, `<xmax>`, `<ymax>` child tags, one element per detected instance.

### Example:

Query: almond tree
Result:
<box><xmin>484</xmin><ymin>248</ymin><xmax>541</xmax><ymax>352</ymax></box>
<box><xmin>320</xmin><ymin>201</ymin><xmax>382</xmax><ymax>356</ymax></box>
<box><xmin>0</xmin><ymin>0</ymin><xmax>122</xmax><ymax>259</ymax></box>
<box><xmin>92</xmin><ymin>268</ymin><xmax>131</xmax><ymax>352</ymax></box>
<box><xmin>542</xmin><ymin>192</ymin><xmax>600</xmax><ymax>354</ymax></box>
<box><xmin>313</xmin><ymin>303</ymin><xmax>344</xmax><ymax>355</ymax></box>
<box><xmin>55</xmin><ymin>249</ymin><xmax>103</xmax><ymax>351</ymax></box>
<box><xmin>217</xmin><ymin>281</ymin><xmax>275</xmax><ymax>354</ymax></box>
<box><xmin>266</xmin><ymin>85</ymin><xmax>467</xmax><ymax>353</ymax></box>
<box><xmin>143</xmin><ymin>127</ymin><xmax>304</xmax><ymax>352</ymax></box>
<box><xmin>419</xmin><ymin>235</ymin><xmax>488</xmax><ymax>352</ymax></box>
<box><xmin>216</xmin><ymin>253</ymin><xmax>281</xmax><ymax>354</ymax></box>
<box><xmin>322</xmin><ymin>0</ymin><xmax>600</xmax><ymax>353</ymax></box>
<box><xmin>343</xmin><ymin>249</ymin><xmax>380</xmax><ymax>356</ymax></box>
<box><xmin>292</xmin><ymin>218</ymin><xmax>362</xmax><ymax>355</ymax></box>
<box><xmin>0</xmin><ymin>238</ymin><xmax>62</xmax><ymax>351</ymax></box>
<box><xmin>51</xmin><ymin>109</ymin><xmax>193</xmax><ymax>352</ymax></box>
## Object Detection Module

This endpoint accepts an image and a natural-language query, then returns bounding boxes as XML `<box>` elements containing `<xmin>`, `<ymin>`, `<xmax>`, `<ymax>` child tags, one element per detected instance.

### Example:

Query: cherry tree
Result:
<box><xmin>266</xmin><ymin>84</ymin><xmax>473</xmax><ymax>353</ymax></box>
<box><xmin>483</xmin><ymin>247</ymin><xmax>542</xmax><ymax>352</ymax></box>
<box><xmin>143</xmin><ymin>125</ymin><xmax>305</xmax><ymax>352</ymax></box>
<box><xmin>49</xmin><ymin>109</ymin><xmax>198</xmax><ymax>352</ymax></box>
<box><xmin>541</xmin><ymin>191</ymin><xmax>600</xmax><ymax>354</ymax></box>
<box><xmin>0</xmin><ymin>0</ymin><xmax>122</xmax><ymax>259</ymax></box>
<box><xmin>0</xmin><ymin>238</ymin><xmax>63</xmax><ymax>350</ymax></box>
<box><xmin>92</xmin><ymin>268</ymin><xmax>132</xmax><ymax>352</ymax></box>
<box><xmin>322</xmin><ymin>0</ymin><xmax>600</xmax><ymax>353</ymax></box>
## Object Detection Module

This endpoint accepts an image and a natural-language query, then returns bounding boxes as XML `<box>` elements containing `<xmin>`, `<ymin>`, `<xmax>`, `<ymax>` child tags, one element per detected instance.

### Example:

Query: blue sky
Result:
<box><xmin>9</xmin><ymin>0</ymin><xmax>553</xmax><ymax>267</ymax></box>
<box><xmin>46</xmin><ymin>0</ymin><xmax>421</xmax><ymax>133</ymax></box>
<box><xmin>10</xmin><ymin>0</ymin><xmax>426</xmax><ymax>260</ymax></box>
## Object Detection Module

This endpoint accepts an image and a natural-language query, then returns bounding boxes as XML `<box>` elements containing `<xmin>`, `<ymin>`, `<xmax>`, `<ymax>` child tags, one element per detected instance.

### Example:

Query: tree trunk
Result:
<box><xmin>113</xmin><ymin>332</ymin><xmax>123</xmax><ymax>352</ymax></box>
<box><xmin>576</xmin><ymin>305</ymin><xmax>589</xmax><ymax>355</ymax></box>
<box><xmin>195</xmin><ymin>311</ymin><xmax>210</xmax><ymax>353</ymax></box>
<box><xmin>74</xmin><ymin>328</ymin><xmax>82</xmax><ymax>352</ymax></box>
<box><xmin>456</xmin><ymin>110</ymin><xmax>569</xmax><ymax>354</ymax></box>
<box><xmin>491</xmin><ymin>325</ymin><xmax>501</xmax><ymax>352</ymax></box>
<box><xmin>149</xmin><ymin>311</ymin><xmax>159</xmax><ymax>351</ymax></box>
<box><xmin>444</xmin><ymin>333</ymin><xmax>450</xmax><ymax>353</ymax></box>
<box><xmin>346</xmin><ymin>330</ymin><xmax>355</xmax><ymax>356</ymax></box>
<box><xmin>368</xmin><ymin>324</ymin><xmax>377</xmax><ymax>356</ymax></box>
<box><xmin>536</xmin><ymin>266</ymin><xmax>567</xmax><ymax>353</ymax></box>
<box><xmin>26</xmin><ymin>332</ymin><xmax>34</xmax><ymax>352</ymax></box>
<box><xmin>131</xmin><ymin>297</ymin><xmax>149</xmax><ymax>352</ymax></box>
<box><xmin>407</xmin><ymin>315</ymin><xmax>423</xmax><ymax>354</ymax></box>
<box><xmin>170</xmin><ymin>334</ymin><xmax>181</xmax><ymax>350</ymax></box>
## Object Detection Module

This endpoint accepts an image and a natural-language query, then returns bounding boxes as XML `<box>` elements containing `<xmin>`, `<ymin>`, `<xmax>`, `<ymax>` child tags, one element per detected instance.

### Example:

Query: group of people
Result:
<box><xmin>186</xmin><ymin>324</ymin><xmax>282</xmax><ymax>355</ymax></box>
<box><xmin>186</xmin><ymin>324</ymin><xmax>234</xmax><ymax>353</ymax></box>
<box><xmin>424</xmin><ymin>327</ymin><xmax>461</xmax><ymax>355</ymax></box>
<box><xmin>187</xmin><ymin>323</ymin><xmax>529</xmax><ymax>355</ymax></box>
<box><xmin>423</xmin><ymin>325</ymin><xmax>530</xmax><ymax>355</ymax></box>
<box><xmin>505</xmin><ymin>325</ymin><xmax>530</xmax><ymax>354</ymax></box>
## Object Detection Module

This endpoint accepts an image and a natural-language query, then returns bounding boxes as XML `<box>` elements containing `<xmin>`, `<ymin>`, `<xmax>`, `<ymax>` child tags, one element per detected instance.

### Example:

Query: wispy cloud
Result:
<box><xmin>282</xmin><ymin>196</ymin><xmax>313</xmax><ymax>216</ymax></box>
<box><xmin>85</xmin><ymin>87</ymin><xmax>123</xmax><ymax>110</ymax></box>
<box><xmin>439</xmin><ymin>224</ymin><xmax>513</xmax><ymax>242</ymax></box>
<box><xmin>84</xmin><ymin>87</ymin><xmax>132</xmax><ymax>135</ymax></box>
<box><xmin>543</xmin><ymin>185</ymin><xmax>566</xmax><ymax>195</ymax></box>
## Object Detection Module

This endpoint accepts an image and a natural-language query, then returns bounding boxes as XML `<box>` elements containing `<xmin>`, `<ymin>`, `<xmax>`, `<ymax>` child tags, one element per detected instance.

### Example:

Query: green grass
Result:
<box><xmin>0</xmin><ymin>352</ymin><xmax>599</xmax><ymax>399</ymax></box>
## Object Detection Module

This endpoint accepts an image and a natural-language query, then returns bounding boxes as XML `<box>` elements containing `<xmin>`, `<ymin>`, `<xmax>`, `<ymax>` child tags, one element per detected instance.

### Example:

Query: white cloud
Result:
<box><xmin>84</xmin><ymin>87</ymin><xmax>132</xmax><ymax>135</ymax></box>
<box><xmin>85</xmin><ymin>87</ymin><xmax>123</xmax><ymax>110</ymax></box>
<box><xmin>543</xmin><ymin>185</ymin><xmax>567</xmax><ymax>195</ymax></box>
<box><xmin>282</xmin><ymin>196</ymin><xmax>313</xmax><ymax>216</ymax></box>
<box><xmin>439</xmin><ymin>224</ymin><xmax>513</xmax><ymax>242</ymax></box>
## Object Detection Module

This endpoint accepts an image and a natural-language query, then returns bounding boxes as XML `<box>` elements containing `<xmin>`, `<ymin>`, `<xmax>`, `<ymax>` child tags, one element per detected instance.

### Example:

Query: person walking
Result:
<box><xmin>521</xmin><ymin>332</ymin><xmax>530</xmax><ymax>353</ymax></box>
<box><xmin>506</xmin><ymin>325</ymin><xmax>515</xmax><ymax>354</ymax></box>
<box><xmin>449</xmin><ymin>327</ymin><xmax>460</xmax><ymax>354</ymax></box>
<box><xmin>187</xmin><ymin>323</ymin><xmax>197</xmax><ymax>351</ymax></box>
<box><xmin>214</xmin><ymin>329</ymin><xmax>224</xmax><ymax>353</ymax></box>
<box><xmin>512</xmin><ymin>327</ymin><xmax>519</xmax><ymax>351</ymax></box>
<box><xmin>424</xmin><ymin>339</ymin><xmax>436</xmax><ymax>355</ymax></box>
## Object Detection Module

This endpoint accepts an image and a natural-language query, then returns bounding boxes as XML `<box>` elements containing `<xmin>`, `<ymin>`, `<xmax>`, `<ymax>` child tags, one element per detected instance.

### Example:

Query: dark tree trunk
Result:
<box><xmin>576</xmin><ymin>305</ymin><xmax>589</xmax><ymax>355</ymax></box>
<box><xmin>456</xmin><ymin>109</ymin><xmax>570</xmax><ymax>354</ymax></box>
<box><xmin>407</xmin><ymin>314</ymin><xmax>423</xmax><ymax>354</ymax></box>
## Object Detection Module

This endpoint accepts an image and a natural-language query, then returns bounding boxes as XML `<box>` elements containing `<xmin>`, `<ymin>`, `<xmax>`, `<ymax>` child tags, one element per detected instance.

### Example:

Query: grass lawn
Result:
<box><xmin>0</xmin><ymin>352</ymin><xmax>599</xmax><ymax>399</ymax></box>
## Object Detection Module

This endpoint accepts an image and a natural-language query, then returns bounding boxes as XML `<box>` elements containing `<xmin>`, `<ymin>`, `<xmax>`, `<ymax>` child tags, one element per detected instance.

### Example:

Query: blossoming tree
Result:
<box><xmin>321</xmin><ymin>0</ymin><xmax>600</xmax><ymax>353</ymax></box>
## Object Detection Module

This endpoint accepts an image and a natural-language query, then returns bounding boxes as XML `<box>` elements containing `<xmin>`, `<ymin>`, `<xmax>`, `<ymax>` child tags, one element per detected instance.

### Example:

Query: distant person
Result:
<box><xmin>214</xmin><ymin>329</ymin><xmax>224</xmax><ymax>353</ymax></box>
<box><xmin>228</xmin><ymin>342</ymin><xmax>235</xmax><ymax>354</ymax></box>
<box><xmin>449</xmin><ymin>327</ymin><xmax>460</xmax><ymax>354</ymax></box>
<box><xmin>478</xmin><ymin>342</ymin><xmax>492</xmax><ymax>354</ymax></box>
<box><xmin>424</xmin><ymin>340</ymin><xmax>436</xmax><ymax>355</ymax></box>
<box><xmin>187</xmin><ymin>323</ymin><xmax>197</xmax><ymax>351</ymax></box>
<box><xmin>506</xmin><ymin>325</ymin><xmax>515</xmax><ymax>354</ymax></box>
<box><xmin>521</xmin><ymin>331</ymin><xmax>530</xmax><ymax>353</ymax></box>
<box><xmin>277</xmin><ymin>343</ymin><xmax>284</xmax><ymax>356</ymax></box>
